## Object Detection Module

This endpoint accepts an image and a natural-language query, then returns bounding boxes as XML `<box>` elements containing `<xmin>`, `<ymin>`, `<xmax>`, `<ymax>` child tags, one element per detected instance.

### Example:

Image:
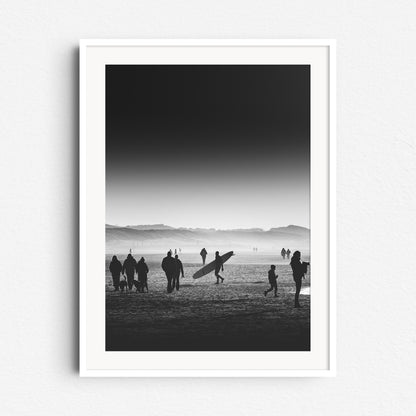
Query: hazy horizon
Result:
<box><xmin>106</xmin><ymin>223</ymin><xmax>310</xmax><ymax>231</ymax></box>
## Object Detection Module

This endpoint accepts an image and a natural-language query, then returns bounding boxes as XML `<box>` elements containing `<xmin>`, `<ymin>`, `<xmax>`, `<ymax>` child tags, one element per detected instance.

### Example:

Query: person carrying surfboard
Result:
<box><xmin>192</xmin><ymin>251</ymin><xmax>234</xmax><ymax>280</ymax></box>
<box><xmin>214</xmin><ymin>251</ymin><xmax>224</xmax><ymax>284</ymax></box>
<box><xmin>200</xmin><ymin>248</ymin><xmax>207</xmax><ymax>265</ymax></box>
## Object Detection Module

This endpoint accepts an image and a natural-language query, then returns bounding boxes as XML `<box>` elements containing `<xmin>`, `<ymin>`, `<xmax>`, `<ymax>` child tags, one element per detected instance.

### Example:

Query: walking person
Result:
<box><xmin>286</xmin><ymin>248</ymin><xmax>291</xmax><ymax>259</ymax></box>
<box><xmin>122</xmin><ymin>253</ymin><xmax>137</xmax><ymax>291</ymax></box>
<box><xmin>264</xmin><ymin>265</ymin><xmax>278</xmax><ymax>297</ymax></box>
<box><xmin>290</xmin><ymin>251</ymin><xmax>309</xmax><ymax>308</ymax></box>
<box><xmin>214</xmin><ymin>251</ymin><xmax>224</xmax><ymax>284</ymax></box>
<box><xmin>136</xmin><ymin>257</ymin><xmax>149</xmax><ymax>292</ymax></box>
<box><xmin>109</xmin><ymin>255</ymin><xmax>122</xmax><ymax>291</ymax></box>
<box><xmin>281</xmin><ymin>248</ymin><xmax>286</xmax><ymax>260</ymax></box>
<box><xmin>200</xmin><ymin>248</ymin><xmax>207</xmax><ymax>265</ymax></box>
<box><xmin>172</xmin><ymin>254</ymin><xmax>184</xmax><ymax>291</ymax></box>
<box><xmin>161</xmin><ymin>251</ymin><xmax>176</xmax><ymax>293</ymax></box>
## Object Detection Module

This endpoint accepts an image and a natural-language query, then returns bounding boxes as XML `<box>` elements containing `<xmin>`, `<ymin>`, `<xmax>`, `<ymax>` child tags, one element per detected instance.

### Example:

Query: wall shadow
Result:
<box><xmin>70</xmin><ymin>46</ymin><xmax>80</xmax><ymax>373</ymax></box>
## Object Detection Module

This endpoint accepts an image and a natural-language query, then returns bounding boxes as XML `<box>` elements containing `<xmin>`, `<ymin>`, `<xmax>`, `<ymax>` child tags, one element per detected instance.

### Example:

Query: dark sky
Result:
<box><xmin>106</xmin><ymin>65</ymin><xmax>310</xmax><ymax>229</ymax></box>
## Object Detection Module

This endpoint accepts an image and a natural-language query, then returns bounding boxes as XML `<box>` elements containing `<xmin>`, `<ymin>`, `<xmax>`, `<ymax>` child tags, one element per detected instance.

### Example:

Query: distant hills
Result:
<box><xmin>105</xmin><ymin>224</ymin><xmax>310</xmax><ymax>253</ymax></box>
<box><xmin>124</xmin><ymin>224</ymin><xmax>175</xmax><ymax>231</ymax></box>
<box><xmin>106</xmin><ymin>223</ymin><xmax>308</xmax><ymax>234</ymax></box>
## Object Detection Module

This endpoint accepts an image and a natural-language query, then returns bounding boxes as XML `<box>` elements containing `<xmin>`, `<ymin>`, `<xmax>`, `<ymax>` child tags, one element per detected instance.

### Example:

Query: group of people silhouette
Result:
<box><xmin>109</xmin><ymin>254</ymin><xmax>150</xmax><ymax>293</ymax></box>
<box><xmin>161</xmin><ymin>251</ymin><xmax>184</xmax><ymax>293</ymax></box>
<box><xmin>280</xmin><ymin>247</ymin><xmax>291</xmax><ymax>259</ymax></box>
<box><xmin>109</xmin><ymin>251</ymin><xmax>186</xmax><ymax>294</ymax></box>
<box><xmin>264</xmin><ymin>250</ymin><xmax>309</xmax><ymax>307</ymax></box>
<box><xmin>109</xmin><ymin>248</ymin><xmax>309</xmax><ymax>308</ymax></box>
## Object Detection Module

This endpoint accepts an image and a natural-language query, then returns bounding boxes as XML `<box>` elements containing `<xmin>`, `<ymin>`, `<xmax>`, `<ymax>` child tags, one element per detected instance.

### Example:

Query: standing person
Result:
<box><xmin>136</xmin><ymin>257</ymin><xmax>149</xmax><ymax>293</ymax></box>
<box><xmin>161</xmin><ymin>251</ymin><xmax>176</xmax><ymax>293</ymax></box>
<box><xmin>264</xmin><ymin>265</ymin><xmax>278</xmax><ymax>297</ymax></box>
<box><xmin>281</xmin><ymin>248</ymin><xmax>286</xmax><ymax>260</ymax></box>
<box><xmin>290</xmin><ymin>251</ymin><xmax>309</xmax><ymax>308</ymax></box>
<box><xmin>109</xmin><ymin>255</ymin><xmax>122</xmax><ymax>291</ymax></box>
<box><xmin>173</xmin><ymin>254</ymin><xmax>184</xmax><ymax>291</ymax></box>
<box><xmin>286</xmin><ymin>249</ymin><xmax>291</xmax><ymax>259</ymax></box>
<box><xmin>122</xmin><ymin>253</ymin><xmax>137</xmax><ymax>291</ymax></box>
<box><xmin>214</xmin><ymin>251</ymin><xmax>224</xmax><ymax>284</ymax></box>
<box><xmin>200</xmin><ymin>248</ymin><xmax>207</xmax><ymax>265</ymax></box>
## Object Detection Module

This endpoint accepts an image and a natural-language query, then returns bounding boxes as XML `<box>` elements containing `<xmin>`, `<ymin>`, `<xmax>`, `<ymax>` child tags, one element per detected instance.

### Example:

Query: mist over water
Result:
<box><xmin>105</xmin><ymin>225</ymin><xmax>310</xmax><ymax>255</ymax></box>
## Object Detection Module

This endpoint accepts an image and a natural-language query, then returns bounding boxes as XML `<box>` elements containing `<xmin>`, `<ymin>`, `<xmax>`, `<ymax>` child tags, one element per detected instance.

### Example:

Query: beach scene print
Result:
<box><xmin>105</xmin><ymin>65</ymin><xmax>311</xmax><ymax>351</ymax></box>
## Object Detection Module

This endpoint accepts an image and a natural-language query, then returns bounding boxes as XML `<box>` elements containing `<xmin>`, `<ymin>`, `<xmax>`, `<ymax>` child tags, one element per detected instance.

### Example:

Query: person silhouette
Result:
<box><xmin>200</xmin><ymin>248</ymin><xmax>207</xmax><ymax>265</ymax></box>
<box><xmin>109</xmin><ymin>255</ymin><xmax>122</xmax><ymax>291</ymax></box>
<box><xmin>135</xmin><ymin>257</ymin><xmax>149</xmax><ymax>292</ymax></box>
<box><xmin>161</xmin><ymin>251</ymin><xmax>176</xmax><ymax>293</ymax></box>
<box><xmin>172</xmin><ymin>254</ymin><xmax>184</xmax><ymax>291</ymax></box>
<box><xmin>122</xmin><ymin>253</ymin><xmax>137</xmax><ymax>290</ymax></box>
<box><xmin>286</xmin><ymin>249</ymin><xmax>291</xmax><ymax>259</ymax></box>
<box><xmin>281</xmin><ymin>248</ymin><xmax>286</xmax><ymax>260</ymax></box>
<box><xmin>214</xmin><ymin>251</ymin><xmax>224</xmax><ymax>284</ymax></box>
<box><xmin>264</xmin><ymin>265</ymin><xmax>278</xmax><ymax>297</ymax></box>
<box><xmin>290</xmin><ymin>250</ymin><xmax>308</xmax><ymax>308</ymax></box>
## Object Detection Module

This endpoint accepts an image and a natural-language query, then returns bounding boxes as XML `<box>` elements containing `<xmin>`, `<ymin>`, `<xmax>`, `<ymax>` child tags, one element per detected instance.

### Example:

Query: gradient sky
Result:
<box><xmin>106</xmin><ymin>65</ymin><xmax>310</xmax><ymax>229</ymax></box>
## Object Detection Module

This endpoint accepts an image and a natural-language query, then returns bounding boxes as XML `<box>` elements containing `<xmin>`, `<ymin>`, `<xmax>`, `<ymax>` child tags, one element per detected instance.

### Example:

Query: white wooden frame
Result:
<box><xmin>80</xmin><ymin>39</ymin><xmax>336</xmax><ymax>377</ymax></box>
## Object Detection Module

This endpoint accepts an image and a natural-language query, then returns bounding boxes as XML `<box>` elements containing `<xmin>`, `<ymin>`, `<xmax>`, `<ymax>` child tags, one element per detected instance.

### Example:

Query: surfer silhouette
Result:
<box><xmin>286</xmin><ymin>249</ymin><xmax>291</xmax><ymax>259</ymax></box>
<box><xmin>214</xmin><ymin>251</ymin><xmax>224</xmax><ymax>284</ymax></box>
<box><xmin>281</xmin><ymin>248</ymin><xmax>286</xmax><ymax>259</ymax></box>
<box><xmin>200</xmin><ymin>248</ymin><xmax>207</xmax><ymax>265</ymax></box>
<box><xmin>173</xmin><ymin>254</ymin><xmax>184</xmax><ymax>291</ymax></box>
<box><xmin>122</xmin><ymin>253</ymin><xmax>137</xmax><ymax>290</ymax></box>
<box><xmin>109</xmin><ymin>255</ymin><xmax>122</xmax><ymax>291</ymax></box>
<box><xmin>264</xmin><ymin>265</ymin><xmax>278</xmax><ymax>297</ymax></box>
<box><xmin>290</xmin><ymin>250</ymin><xmax>309</xmax><ymax>308</ymax></box>
<box><xmin>136</xmin><ymin>257</ymin><xmax>149</xmax><ymax>293</ymax></box>
<box><xmin>161</xmin><ymin>251</ymin><xmax>176</xmax><ymax>293</ymax></box>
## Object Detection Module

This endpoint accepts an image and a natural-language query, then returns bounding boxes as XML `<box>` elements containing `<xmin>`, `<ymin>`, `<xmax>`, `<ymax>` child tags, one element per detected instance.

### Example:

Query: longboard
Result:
<box><xmin>193</xmin><ymin>251</ymin><xmax>234</xmax><ymax>279</ymax></box>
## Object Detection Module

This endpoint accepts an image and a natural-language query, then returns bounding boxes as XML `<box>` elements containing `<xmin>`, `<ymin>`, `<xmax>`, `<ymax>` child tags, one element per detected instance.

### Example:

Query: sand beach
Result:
<box><xmin>106</xmin><ymin>252</ymin><xmax>310</xmax><ymax>351</ymax></box>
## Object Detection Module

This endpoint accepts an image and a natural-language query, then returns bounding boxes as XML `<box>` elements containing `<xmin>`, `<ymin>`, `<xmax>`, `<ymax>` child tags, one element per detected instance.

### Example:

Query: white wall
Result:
<box><xmin>1</xmin><ymin>1</ymin><xmax>415</xmax><ymax>414</ymax></box>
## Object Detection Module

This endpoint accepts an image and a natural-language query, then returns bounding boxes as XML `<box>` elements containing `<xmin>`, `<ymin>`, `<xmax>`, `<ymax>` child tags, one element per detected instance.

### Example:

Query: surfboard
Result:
<box><xmin>192</xmin><ymin>251</ymin><xmax>234</xmax><ymax>279</ymax></box>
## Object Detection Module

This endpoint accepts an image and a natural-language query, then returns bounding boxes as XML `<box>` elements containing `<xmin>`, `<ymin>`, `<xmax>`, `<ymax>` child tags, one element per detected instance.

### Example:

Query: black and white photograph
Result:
<box><xmin>105</xmin><ymin>64</ymin><xmax>311</xmax><ymax>352</ymax></box>
<box><xmin>80</xmin><ymin>40</ymin><xmax>334</xmax><ymax>375</ymax></box>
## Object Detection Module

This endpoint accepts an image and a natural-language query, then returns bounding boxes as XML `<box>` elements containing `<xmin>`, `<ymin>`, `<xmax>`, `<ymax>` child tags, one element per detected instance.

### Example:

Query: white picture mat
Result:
<box><xmin>80</xmin><ymin>40</ymin><xmax>336</xmax><ymax>377</ymax></box>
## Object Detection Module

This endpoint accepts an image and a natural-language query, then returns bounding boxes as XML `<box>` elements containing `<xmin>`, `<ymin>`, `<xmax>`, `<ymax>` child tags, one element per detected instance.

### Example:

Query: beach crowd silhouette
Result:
<box><xmin>109</xmin><ymin>247</ymin><xmax>309</xmax><ymax>308</ymax></box>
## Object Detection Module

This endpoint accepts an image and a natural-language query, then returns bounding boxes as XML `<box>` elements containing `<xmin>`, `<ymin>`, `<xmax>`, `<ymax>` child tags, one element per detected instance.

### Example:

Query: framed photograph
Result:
<box><xmin>80</xmin><ymin>39</ymin><xmax>336</xmax><ymax>377</ymax></box>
